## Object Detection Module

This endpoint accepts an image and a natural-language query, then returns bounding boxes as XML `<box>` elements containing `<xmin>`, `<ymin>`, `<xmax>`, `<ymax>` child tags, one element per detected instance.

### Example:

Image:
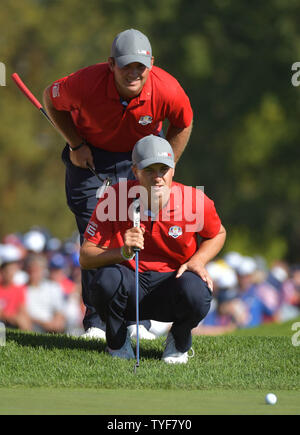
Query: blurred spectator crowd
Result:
<box><xmin>1</xmin><ymin>227</ymin><xmax>300</xmax><ymax>337</ymax></box>
<box><xmin>0</xmin><ymin>227</ymin><xmax>85</xmax><ymax>336</ymax></box>
<box><xmin>194</xmin><ymin>252</ymin><xmax>300</xmax><ymax>335</ymax></box>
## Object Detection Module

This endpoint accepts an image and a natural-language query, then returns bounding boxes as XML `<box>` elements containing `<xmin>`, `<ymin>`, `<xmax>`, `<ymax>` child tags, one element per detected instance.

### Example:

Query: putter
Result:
<box><xmin>132</xmin><ymin>197</ymin><xmax>141</xmax><ymax>373</ymax></box>
<box><xmin>86</xmin><ymin>163</ymin><xmax>112</xmax><ymax>199</ymax></box>
<box><xmin>11</xmin><ymin>73</ymin><xmax>111</xmax><ymax>197</ymax></box>
<box><xmin>12</xmin><ymin>73</ymin><xmax>56</xmax><ymax>127</ymax></box>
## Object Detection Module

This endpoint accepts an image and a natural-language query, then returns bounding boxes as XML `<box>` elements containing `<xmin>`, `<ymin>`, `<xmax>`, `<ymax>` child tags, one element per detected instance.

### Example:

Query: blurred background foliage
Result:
<box><xmin>0</xmin><ymin>0</ymin><xmax>300</xmax><ymax>262</ymax></box>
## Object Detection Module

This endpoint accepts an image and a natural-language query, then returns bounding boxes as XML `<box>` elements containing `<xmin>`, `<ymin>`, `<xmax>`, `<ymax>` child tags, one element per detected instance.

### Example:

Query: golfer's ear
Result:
<box><xmin>132</xmin><ymin>165</ymin><xmax>138</xmax><ymax>179</ymax></box>
<box><xmin>108</xmin><ymin>57</ymin><xmax>115</xmax><ymax>71</ymax></box>
<box><xmin>149</xmin><ymin>57</ymin><xmax>154</xmax><ymax>70</ymax></box>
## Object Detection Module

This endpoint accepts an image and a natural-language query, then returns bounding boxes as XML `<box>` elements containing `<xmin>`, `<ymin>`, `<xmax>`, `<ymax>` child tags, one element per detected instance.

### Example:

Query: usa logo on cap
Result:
<box><xmin>168</xmin><ymin>226</ymin><xmax>183</xmax><ymax>239</ymax></box>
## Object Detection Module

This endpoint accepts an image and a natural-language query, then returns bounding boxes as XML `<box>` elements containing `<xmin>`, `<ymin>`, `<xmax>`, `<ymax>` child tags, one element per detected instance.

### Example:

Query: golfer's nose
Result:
<box><xmin>128</xmin><ymin>68</ymin><xmax>139</xmax><ymax>79</ymax></box>
<box><xmin>152</xmin><ymin>170</ymin><xmax>164</xmax><ymax>180</ymax></box>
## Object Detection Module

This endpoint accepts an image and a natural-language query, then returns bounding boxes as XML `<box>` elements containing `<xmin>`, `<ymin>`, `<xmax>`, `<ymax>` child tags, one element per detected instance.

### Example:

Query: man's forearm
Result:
<box><xmin>80</xmin><ymin>242</ymin><xmax>125</xmax><ymax>270</ymax></box>
<box><xmin>43</xmin><ymin>86</ymin><xmax>83</xmax><ymax>147</ymax></box>
<box><xmin>166</xmin><ymin>120</ymin><xmax>193</xmax><ymax>163</ymax></box>
<box><xmin>193</xmin><ymin>225</ymin><xmax>227</xmax><ymax>266</ymax></box>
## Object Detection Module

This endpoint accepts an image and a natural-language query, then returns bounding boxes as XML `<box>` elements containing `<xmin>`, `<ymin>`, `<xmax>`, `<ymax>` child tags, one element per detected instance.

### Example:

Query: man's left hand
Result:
<box><xmin>176</xmin><ymin>259</ymin><xmax>213</xmax><ymax>291</ymax></box>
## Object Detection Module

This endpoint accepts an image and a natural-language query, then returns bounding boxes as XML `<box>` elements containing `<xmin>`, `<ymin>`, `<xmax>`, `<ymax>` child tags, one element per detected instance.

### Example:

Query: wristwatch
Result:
<box><xmin>69</xmin><ymin>140</ymin><xmax>86</xmax><ymax>151</ymax></box>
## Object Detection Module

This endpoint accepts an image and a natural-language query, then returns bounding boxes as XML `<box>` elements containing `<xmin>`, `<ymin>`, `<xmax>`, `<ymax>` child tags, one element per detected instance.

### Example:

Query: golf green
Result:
<box><xmin>0</xmin><ymin>387</ymin><xmax>299</xmax><ymax>415</ymax></box>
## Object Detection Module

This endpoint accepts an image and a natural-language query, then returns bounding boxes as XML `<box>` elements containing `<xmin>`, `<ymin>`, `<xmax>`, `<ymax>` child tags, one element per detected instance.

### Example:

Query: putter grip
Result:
<box><xmin>11</xmin><ymin>73</ymin><xmax>43</xmax><ymax>110</ymax></box>
<box><xmin>133</xmin><ymin>198</ymin><xmax>141</xmax><ymax>253</ymax></box>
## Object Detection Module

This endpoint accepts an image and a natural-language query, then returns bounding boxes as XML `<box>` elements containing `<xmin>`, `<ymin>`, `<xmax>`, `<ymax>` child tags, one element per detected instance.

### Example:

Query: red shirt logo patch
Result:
<box><xmin>138</xmin><ymin>115</ymin><xmax>153</xmax><ymax>126</ymax></box>
<box><xmin>86</xmin><ymin>222</ymin><xmax>98</xmax><ymax>237</ymax></box>
<box><xmin>168</xmin><ymin>226</ymin><xmax>183</xmax><ymax>239</ymax></box>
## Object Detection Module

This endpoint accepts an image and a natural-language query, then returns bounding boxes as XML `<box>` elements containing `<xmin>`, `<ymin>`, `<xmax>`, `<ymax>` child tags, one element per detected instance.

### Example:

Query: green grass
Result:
<box><xmin>0</xmin><ymin>388</ymin><xmax>299</xmax><ymax>415</ymax></box>
<box><xmin>0</xmin><ymin>319</ymin><xmax>299</xmax><ymax>414</ymax></box>
<box><xmin>1</xmin><ymin>329</ymin><xmax>299</xmax><ymax>390</ymax></box>
<box><xmin>230</xmin><ymin>316</ymin><xmax>300</xmax><ymax>337</ymax></box>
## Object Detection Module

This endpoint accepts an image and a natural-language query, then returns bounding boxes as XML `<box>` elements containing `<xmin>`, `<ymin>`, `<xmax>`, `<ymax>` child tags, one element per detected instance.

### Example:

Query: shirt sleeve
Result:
<box><xmin>182</xmin><ymin>186</ymin><xmax>221</xmax><ymax>237</ymax></box>
<box><xmin>166</xmin><ymin>83</ymin><xmax>193</xmax><ymax>128</ymax></box>
<box><xmin>152</xmin><ymin>67</ymin><xmax>193</xmax><ymax>129</ymax></box>
<box><xmin>198</xmin><ymin>193</ymin><xmax>222</xmax><ymax>239</ymax></box>
<box><xmin>49</xmin><ymin>69</ymin><xmax>86</xmax><ymax>111</ymax></box>
<box><xmin>83</xmin><ymin>198</ymin><xmax>114</xmax><ymax>248</ymax></box>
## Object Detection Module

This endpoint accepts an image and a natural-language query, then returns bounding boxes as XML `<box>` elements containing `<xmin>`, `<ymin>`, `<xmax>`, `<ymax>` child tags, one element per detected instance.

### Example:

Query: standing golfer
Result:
<box><xmin>80</xmin><ymin>135</ymin><xmax>226</xmax><ymax>363</ymax></box>
<box><xmin>43</xmin><ymin>29</ymin><xmax>193</xmax><ymax>339</ymax></box>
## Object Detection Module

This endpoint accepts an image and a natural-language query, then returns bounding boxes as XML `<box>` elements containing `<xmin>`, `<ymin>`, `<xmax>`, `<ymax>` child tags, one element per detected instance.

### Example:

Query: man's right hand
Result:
<box><xmin>69</xmin><ymin>143</ymin><xmax>95</xmax><ymax>170</ymax></box>
<box><xmin>43</xmin><ymin>86</ymin><xmax>97</xmax><ymax>171</ymax></box>
<box><xmin>123</xmin><ymin>227</ymin><xmax>145</xmax><ymax>257</ymax></box>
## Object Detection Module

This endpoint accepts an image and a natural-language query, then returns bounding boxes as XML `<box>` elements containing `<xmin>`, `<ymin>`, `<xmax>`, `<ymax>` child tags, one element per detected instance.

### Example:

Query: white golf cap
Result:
<box><xmin>223</xmin><ymin>251</ymin><xmax>243</xmax><ymax>270</ymax></box>
<box><xmin>216</xmin><ymin>268</ymin><xmax>238</xmax><ymax>289</ymax></box>
<box><xmin>46</xmin><ymin>237</ymin><xmax>62</xmax><ymax>252</ymax></box>
<box><xmin>0</xmin><ymin>244</ymin><xmax>23</xmax><ymax>266</ymax></box>
<box><xmin>23</xmin><ymin>230</ymin><xmax>46</xmax><ymax>253</ymax></box>
<box><xmin>13</xmin><ymin>270</ymin><xmax>29</xmax><ymax>286</ymax></box>
<box><xmin>271</xmin><ymin>266</ymin><xmax>288</xmax><ymax>283</ymax></box>
<box><xmin>206</xmin><ymin>262</ymin><xmax>224</xmax><ymax>281</ymax></box>
<box><xmin>236</xmin><ymin>256</ymin><xmax>257</xmax><ymax>276</ymax></box>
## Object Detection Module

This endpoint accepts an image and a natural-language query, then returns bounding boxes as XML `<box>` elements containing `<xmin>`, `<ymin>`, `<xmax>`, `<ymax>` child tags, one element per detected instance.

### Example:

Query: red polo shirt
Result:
<box><xmin>50</xmin><ymin>63</ymin><xmax>193</xmax><ymax>152</ymax></box>
<box><xmin>0</xmin><ymin>284</ymin><xmax>26</xmax><ymax>317</ymax></box>
<box><xmin>84</xmin><ymin>180</ymin><xmax>221</xmax><ymax>273</ymax></box>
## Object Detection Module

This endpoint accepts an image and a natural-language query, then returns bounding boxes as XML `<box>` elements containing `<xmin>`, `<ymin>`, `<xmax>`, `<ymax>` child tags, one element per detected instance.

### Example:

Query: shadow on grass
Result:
<box><xmin>6</xmin><ymin>329</ymin><xmax>162</xmax><ymax>359</ymax></box>
<box><xmin>7</xmin><ymin>328</ymin><xmax>105</xmax><ymax>352</ymax></box>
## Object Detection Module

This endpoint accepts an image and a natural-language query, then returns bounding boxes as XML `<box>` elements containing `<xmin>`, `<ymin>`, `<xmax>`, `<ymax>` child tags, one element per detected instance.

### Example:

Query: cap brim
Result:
<box><xmin>115</xmin><ymin>54</ymin><xmax>151</xmax><ymax>68</ymax></box>
<box><xmin>136</xmin><ymin>157</ymin><xmax>174</xmax><ymax>170</ymax></box>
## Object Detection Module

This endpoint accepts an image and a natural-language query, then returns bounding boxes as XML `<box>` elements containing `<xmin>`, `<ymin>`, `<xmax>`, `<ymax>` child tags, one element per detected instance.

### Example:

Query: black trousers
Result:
<box><xmin>62</xmin><ymin>144</ymin><xmax>146</xmax><ymax>330</ymax></box>
<box><xmin>90</xmin><ymin>264</ymin><xmax>213</xmax><ymax>352</ymax></box>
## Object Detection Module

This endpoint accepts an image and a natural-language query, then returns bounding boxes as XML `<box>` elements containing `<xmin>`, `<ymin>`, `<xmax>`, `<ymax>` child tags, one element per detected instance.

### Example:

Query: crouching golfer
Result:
<box><xmin>80</xmin><ymin>135</ymin><xmax>226</xmax><ymax>363</ymax></box>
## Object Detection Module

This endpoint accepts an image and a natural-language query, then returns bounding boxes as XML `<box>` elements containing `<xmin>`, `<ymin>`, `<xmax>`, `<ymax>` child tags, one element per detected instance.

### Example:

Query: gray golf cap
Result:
<box><xmin>111</xmin><ymin>29</ymin><xmax>152</xmax><ymax>68</ymax></box>
<box><xmin>132</xmin><ymin>135</ymin><xmax>175</xmax><ymax>170</ymax></box>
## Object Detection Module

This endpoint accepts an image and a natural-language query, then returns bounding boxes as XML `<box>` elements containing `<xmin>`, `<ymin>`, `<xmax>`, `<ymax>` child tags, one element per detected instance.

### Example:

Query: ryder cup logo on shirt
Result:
<box><xmin>138</xmin><ymin>115</ymin><xmax>153</xmax><ymax>126</ymax></box>
<box><xmin>168</xmin><ymin>226</ymin><xmax>183</xmax><ymax>239</ymax></box>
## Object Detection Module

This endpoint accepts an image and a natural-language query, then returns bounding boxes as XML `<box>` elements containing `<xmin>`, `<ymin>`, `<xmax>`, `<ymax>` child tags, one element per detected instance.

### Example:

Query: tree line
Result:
<box><xmin>1</xmin><ymin>0</ymin><xmax>299</xmax><ymax>262</ymax></box>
